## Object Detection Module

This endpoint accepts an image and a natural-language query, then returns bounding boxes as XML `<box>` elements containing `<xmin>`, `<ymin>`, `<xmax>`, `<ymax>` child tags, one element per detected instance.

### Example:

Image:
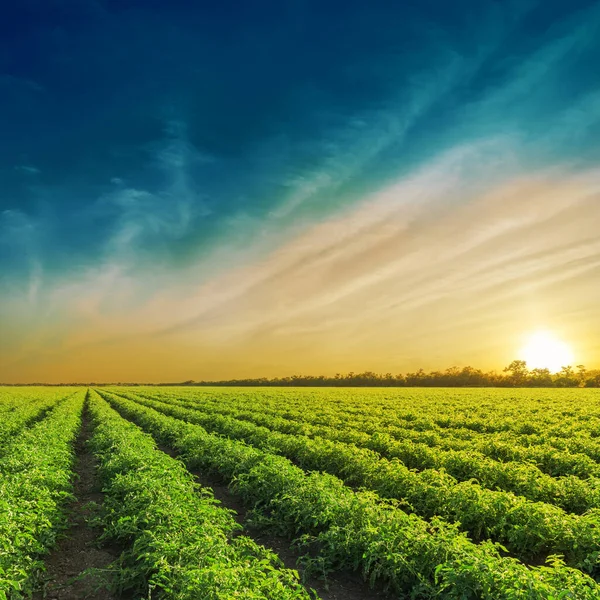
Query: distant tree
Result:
<box><xmin>584</xmin><ymin>370</ymin><xmax>600</xmax><ymax>388</ymax></box>
<box><xmin>554</xmin><ymin>365</ymin><xmax>579</xmax><ymax>388</ymax></box>
<box><xmin>503</xmin><ymin>360</ymin><xmax>529</xmax><ymax>386</ymax></box>
<box><xmin>184</xmin><ymin>360</ymin><xmax>599</xmax><ymax>388</ymax></box>
<box><xmin>529</xmin><ymin>367</ymin><xmax>553</xmax><ymax>387</ymax></box>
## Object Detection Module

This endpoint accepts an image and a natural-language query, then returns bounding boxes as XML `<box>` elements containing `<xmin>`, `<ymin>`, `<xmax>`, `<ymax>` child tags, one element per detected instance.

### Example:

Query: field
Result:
<box><xmin>1</xmin><ymin>387</ymin><xmax>600</xmax><ymax>599</ymax></box>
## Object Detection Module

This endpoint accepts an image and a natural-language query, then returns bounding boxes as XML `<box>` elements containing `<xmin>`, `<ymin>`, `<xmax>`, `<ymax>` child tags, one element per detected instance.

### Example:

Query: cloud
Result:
<box><xmin>14</xmin><ymin>165</ymin><xmax>40</xmax><ymax>175</ymax></box>
<box><xmin>3</xmin><ymin>157</ymin><xmax>600</xmax><ymax>382</ymax></box>
<box><xmin>452</xmin><ymin>2</ymin><xmax>600</xmax><ymax>136</ymax></box>
<box><xmin>265</xmin><ymin>30</ymin><xmax>496</xmax><ymax>221</ymax></box>
<box><xmin>103</xmin><ymin>187</ymin><xmax>192</xmax><ymax>252</ymax></box>
<box><xmin>91</xmin><ymin>120</ymin><xmax>213</xmax><ymax>265</ymax></box>
<box><xmin>0</xmin><ymin>74</ymin><xmax>44</xmax><ymax>93</ymax></box>
<box><xmin>184</xmin><ymin>168</ymin><xmax>598</xmax><ymax>330</ymax></box>
<box><xmin>0</xmin><ymin>209</ymin><xmax>41</xmax><ymax>276</ymax></box>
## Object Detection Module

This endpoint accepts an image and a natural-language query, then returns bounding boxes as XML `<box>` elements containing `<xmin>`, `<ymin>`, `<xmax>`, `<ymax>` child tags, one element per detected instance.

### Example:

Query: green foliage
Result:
<box><xmin>133</xmin><ymin>388</ymin><xmax>600</xmax><ymax>508</ymax></box>
<box><xmin>0</xmin><ymin>388</ymin><xmax>75</xmax><ymax>456</ymax></box>
<box><xmin>87</xmin><ymin>390</ymin><xmax>316</xmax><ymax>600</ymax></box>
<box><xmin>0</xmin><ymin>390</ymin><xmax>84</xmax><ymax>599</ymax></box>
<box><xmin>110</xmin><ymin>388</ymin><xmax>600</xmax><ymax>574</ymax></box>
<box><xmin>97</xmin><ymin>388</ymin><xmax>600</xmax><ymax>599</ymax></box>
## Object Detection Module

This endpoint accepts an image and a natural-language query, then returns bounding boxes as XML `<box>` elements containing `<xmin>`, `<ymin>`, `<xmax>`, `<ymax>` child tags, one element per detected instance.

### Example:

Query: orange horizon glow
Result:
<box><xmin>2</xmin><ymin>169</ymin><xmax>599</xmax><ymax>384</ymax></box>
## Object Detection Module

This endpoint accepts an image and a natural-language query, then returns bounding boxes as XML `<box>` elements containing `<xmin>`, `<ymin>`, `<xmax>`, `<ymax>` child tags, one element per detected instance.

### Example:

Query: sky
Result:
<box><xmin>1</xmin><ymin>0</ymin><xmax>599</xmax><ymax>383</ymax></box>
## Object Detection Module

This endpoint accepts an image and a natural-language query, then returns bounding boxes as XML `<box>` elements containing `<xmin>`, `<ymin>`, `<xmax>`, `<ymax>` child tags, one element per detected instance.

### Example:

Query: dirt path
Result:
<box><xmin>159</xmin><ymin>445</ymin><xmax>395</xmax><ymax>600</ymax></box>
<box><xmin>33</xmin><ymin>401</ymin><xmax>122</xmax><ymax>600</ymax></box>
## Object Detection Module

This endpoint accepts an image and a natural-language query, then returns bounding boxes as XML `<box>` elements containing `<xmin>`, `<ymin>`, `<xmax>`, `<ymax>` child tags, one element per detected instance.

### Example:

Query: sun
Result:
<box><xmin>519</xmin><ymin>331</ymin><xmax>575</xmax><ymax>373</ymax></box>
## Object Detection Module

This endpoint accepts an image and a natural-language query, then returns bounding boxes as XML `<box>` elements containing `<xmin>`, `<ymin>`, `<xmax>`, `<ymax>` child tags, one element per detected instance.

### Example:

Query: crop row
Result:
<box><xmin>97</xmin><ymin>388</ymin><xmax>600</xmax><ymax>599</ymax></box>
<box><xmin>0</xmin><ymin>390</ymin><xmax>84</xmax><ymax>599</ymax></box>
<box><xmin>0</xmin><ymin>390</ymin><xmax>68</xmax><ymax>455</ymax></box>
<box><xmin>86</xmin><ymin>390</ymin><xmax>315</xmax><ymax>599</ymax></box>
<box><xmin>111</xmin><ymin>388</ymin><xmax>600</xmax><ymax>575</ymax></box>
<box><xmin>131</xmin><ymin>389</ymin><xmax>600</xmax><ymax>513</ymax></box>
<box><xmin>142</xmin><ymin>386</ymin><xmax>600</xmax><ymax>439</ymax></box>
<box><xmin>0</xmin><ymin>387</ymin><xmax>79</xmax><ymax>412</ymax></box>
<box><xmin>134</xmin><ymin>387</ymin><xmax>600</xmax><ymax>478</ymax></box>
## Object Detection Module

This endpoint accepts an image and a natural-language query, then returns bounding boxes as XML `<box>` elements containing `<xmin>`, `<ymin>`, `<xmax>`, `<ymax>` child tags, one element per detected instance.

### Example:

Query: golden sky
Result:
<box><xmin>3</xmin><ymin>153</ymin><xmax>599</xmax><ymax>382</ymax></box>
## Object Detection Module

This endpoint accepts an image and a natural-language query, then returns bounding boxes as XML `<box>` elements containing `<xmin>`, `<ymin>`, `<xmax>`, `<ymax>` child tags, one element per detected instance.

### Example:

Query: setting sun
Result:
<box><xmin>520</xmin><ymin>331</ymin><xmax>575</xmax><ymax>373</ymax></box>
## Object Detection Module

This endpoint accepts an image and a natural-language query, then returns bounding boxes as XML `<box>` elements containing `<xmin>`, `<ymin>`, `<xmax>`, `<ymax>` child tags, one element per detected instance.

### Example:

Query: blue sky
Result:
<box><xmin>1</xmin><ymin>0</ymin><xmax>600</xmax><ymax>381</ymax></box>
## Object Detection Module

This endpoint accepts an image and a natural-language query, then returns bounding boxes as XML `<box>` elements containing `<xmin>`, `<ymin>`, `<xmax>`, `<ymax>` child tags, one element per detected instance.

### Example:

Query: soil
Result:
<box><xmin>33</xmin><ymin>405</ymin><xmax>123</xmax><ymax>600</ymax></box>
<box><xmin>160</xmin><ymin>446</ymin><xmax>396</xmax><ymax>600</ymax></box>
<box><xmin>34</xmin><ymin>396</ymin><xmax>397</xmax><ymax>600</ymax></box>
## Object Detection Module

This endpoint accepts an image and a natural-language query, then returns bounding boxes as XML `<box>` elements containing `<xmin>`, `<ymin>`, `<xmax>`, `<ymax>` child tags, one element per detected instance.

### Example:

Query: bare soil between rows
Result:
<box><xmin>159</xmin><ymin>444</ymin><xmax>396</xmax><ymax>600</ymax></box>
<box><xmin>34</xmin><ymin>397</ymin><xmax>397</xmax><ymax>600</ymax></box>
<box><xmin>33</xmin><ymin>405</ymin><xmax>125</xmax><ymax>600</ymax></box>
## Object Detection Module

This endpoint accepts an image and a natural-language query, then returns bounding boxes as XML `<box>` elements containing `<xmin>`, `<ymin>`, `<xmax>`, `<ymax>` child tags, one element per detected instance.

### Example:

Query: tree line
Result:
<box><xmin>183</xmin><ymin>361</ymin><xmax>600</xmax><ymax>388</ymax></box>
<box><xmin>5</xmin><ymin>361</ymin><xmax>599</xmax><ymax>387</ymax></box>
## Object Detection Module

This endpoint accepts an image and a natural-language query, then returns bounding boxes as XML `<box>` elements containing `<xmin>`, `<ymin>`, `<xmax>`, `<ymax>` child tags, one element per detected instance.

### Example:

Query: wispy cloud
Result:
<box><xmin>14</xmin><ymin>165</ymin><xmax>40</xmax><ymax>175</ymax></box>
<box><xmin>6</xmin><ymin>145</ymin><xmax>598</xmax><ymax>382</ymax></box>
<box><xmin>0</xmin><ymin>74</ymin><xmax>44</xmax><ymax>93</ymax></box>
<box><xmin>95</xmin><ymin>120</ymin><xmax>212</xmax><ymax>264</ymax></box>
<box><xmin>0</xmin><ymin>209</ymin><xmax>41</xmax><ymax>285</ymax></box>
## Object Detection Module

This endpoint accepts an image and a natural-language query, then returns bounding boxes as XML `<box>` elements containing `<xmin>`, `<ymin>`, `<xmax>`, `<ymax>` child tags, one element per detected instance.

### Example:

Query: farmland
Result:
<box><xmin>1</xmin><ymin>387</ymin><xmax>600</xmax><ymax>599</ymax></box>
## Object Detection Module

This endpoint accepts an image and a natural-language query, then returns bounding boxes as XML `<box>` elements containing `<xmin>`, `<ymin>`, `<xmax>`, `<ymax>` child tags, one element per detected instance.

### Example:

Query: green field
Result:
<box><xmin>1</xmin><ymin>386</ymin><xmax>600</xmax><ymax>599</ymax></box>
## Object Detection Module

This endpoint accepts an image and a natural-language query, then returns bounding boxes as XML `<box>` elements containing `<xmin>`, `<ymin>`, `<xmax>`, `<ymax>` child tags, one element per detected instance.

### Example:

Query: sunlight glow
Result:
<box><xmin>520</xmin><ymin>331</ymin><xmax>575</xmax><ymax>373</ymax></box>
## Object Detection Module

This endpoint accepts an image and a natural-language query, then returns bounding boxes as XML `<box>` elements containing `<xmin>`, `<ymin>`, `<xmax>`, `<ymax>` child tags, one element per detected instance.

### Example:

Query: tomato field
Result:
<box><xmin>1</xmin><ymin>386</ymin><xmax>600</xmax><ymax>599</ymax></box>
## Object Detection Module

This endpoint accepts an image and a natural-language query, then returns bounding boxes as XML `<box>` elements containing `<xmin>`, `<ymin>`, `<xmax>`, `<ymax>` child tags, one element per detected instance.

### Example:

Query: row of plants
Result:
<box><xmin>114</xmin><ymin>389</ymin><xmax>600</xmax><ymax>575</ymax></box>
<box><xmin>0</xmin><ymin>389</ymin><xmax>70</xmax><ymax>454</ymax></box>
<box><xmin>134</xmin><ymin>387</ymin><xmax>600</xmax><ymax>477</ymax></box>
<box><xmin>97</xmin><ymin>388</ymin><xmax>600</xmax><ymax>599</ymax></box>
<box><xmin>0</xmin><ymin>390</ymin><xmax>84</xmax><ymax>599</ymax></box>
<box><xmin>156</xmin><ymin>386</ymin><xmax>600</xmax><ymax>439</ymax></box>
<box><xmin>131</xmin><ymin>389</ymin><xmax>600</xmax><ymax>512</ymax></box>
<box><xmin>86</xmin><ymin>390</ymin><xmax>316</xmax><ymax>600</ymax></box>
<box><xmin>0</xmin><ymin>387</ymin><xmax>78</xmax><ymax>412</ymax></box>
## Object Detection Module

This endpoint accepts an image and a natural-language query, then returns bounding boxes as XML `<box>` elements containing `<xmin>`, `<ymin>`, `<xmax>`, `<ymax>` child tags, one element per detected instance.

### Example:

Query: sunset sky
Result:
<box><xmin>1</xmin><ymin>0</ymin><xmax>600</xmax><ymax>383</ymax></box>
